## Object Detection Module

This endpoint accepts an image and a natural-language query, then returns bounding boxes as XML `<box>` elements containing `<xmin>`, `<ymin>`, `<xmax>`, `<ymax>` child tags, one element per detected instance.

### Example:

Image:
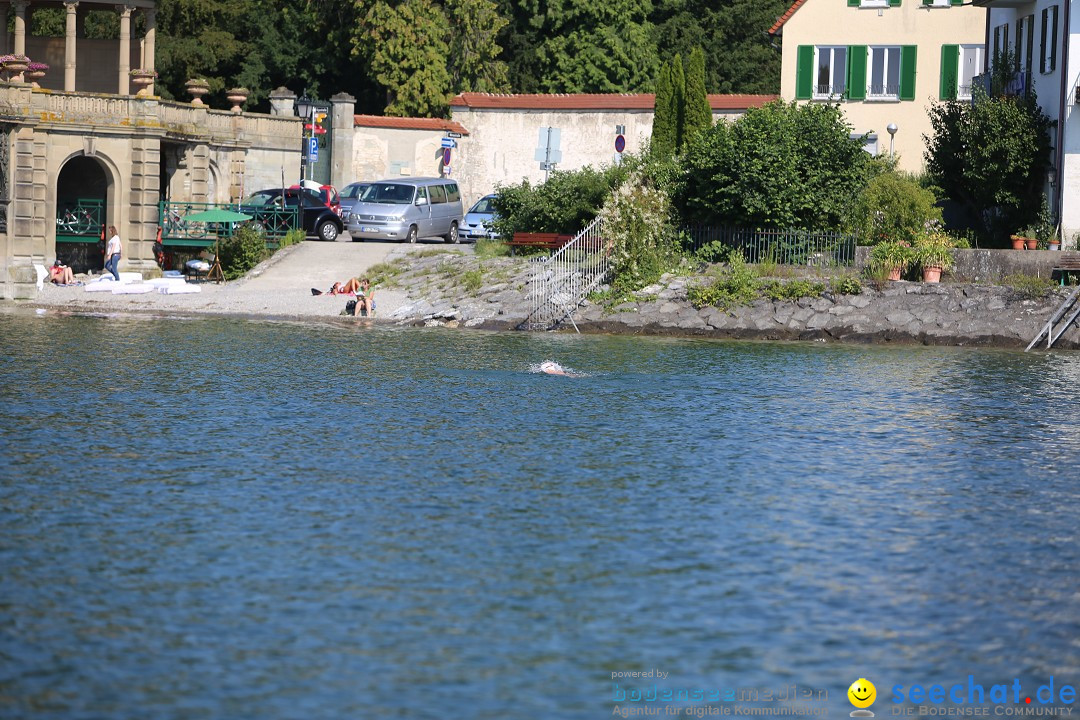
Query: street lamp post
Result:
<box><xmin>295</xmin><ymin>94</ymin><xmax>315</xmax><ymax>187</ymax></box>
<box><xmin>886</xmin><ymin>123</ymin><xmax>898</xmax><ymax>158</ymax></box>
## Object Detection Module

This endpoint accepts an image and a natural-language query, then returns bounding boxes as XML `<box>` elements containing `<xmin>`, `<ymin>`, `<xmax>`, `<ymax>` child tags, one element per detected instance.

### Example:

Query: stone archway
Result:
<box><xmin>55</xmin><ymin>156</ymin><xmax>109</xmax><ymax>274</ymax></box>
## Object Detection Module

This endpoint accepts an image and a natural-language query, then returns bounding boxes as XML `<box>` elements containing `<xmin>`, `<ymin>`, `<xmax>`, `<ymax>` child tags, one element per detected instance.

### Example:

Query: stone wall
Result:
<box><xmin>378</xmin><ymin>250</ymin><xmax>1080</xmax><ymax>350</ymax></box>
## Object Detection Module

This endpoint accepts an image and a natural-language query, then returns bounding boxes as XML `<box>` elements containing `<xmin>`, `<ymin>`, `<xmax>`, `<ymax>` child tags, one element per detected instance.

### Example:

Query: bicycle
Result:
<box><xmin>163</xmin><ymin>206</ymin><xmax>207</xmax><ymax>238</ymax></box>
<box><xmin>56</xmin><ymin>207</ymin><xmax>95</xmax><ymax>235</ymax></box>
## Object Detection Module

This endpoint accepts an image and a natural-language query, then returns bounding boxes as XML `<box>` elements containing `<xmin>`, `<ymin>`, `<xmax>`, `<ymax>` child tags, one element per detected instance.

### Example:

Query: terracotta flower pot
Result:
<box><xmin>922</xmin><ymin>266</ymin><xmax>943</xmax><ymax>283</ymax></box>
<box><xmin>887</xmin><ymin>266</ymin><xmax>902</xmax><ymax>281</ymax></box>
<box><xmin>1011</xmin><ymin>235</ymin><xmax>1027</xmax><ymax>250</ymax></box>
<box><xmin>1025</xmin><ymin>237</ymin><xmax>1039</xmax><ymax>250</ymax></box>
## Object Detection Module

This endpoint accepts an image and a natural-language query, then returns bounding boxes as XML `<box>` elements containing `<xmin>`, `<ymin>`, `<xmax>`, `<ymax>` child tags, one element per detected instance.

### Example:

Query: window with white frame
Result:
<box><xmin>868</xmin><ymin>46</ymin><xmax>901</xmax><ymax>99</ymax></box>
<box><xmin>1015</xmin><ymin>15</ymin><xmax>1035</xmax><ymax>70</ymax></box>
<box><xmin>958</xmin><ymin>45</ymin><xmax>984</xmax><ymax>99</ymax></box>
<box><xmin>814</xmin><ymin>46</ymin><xmax>847</xmax><ymax>98</ymax></box>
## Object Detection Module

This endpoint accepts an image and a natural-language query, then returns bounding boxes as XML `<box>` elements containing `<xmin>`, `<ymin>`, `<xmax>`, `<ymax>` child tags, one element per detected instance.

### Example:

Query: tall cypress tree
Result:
<box><xmin>683</xmin><ymin>46</ymin><xmax>712</xmax><ymax>145</ymax></box>
<box><xmin>652</xmin><ymin>62</ymin><xmax>676</xmax><ymax>158</ymax></box>
<box><xmin>670</xmin><ymin>54</ymin><xmax>686</xmax><ymax>153</ymax></box>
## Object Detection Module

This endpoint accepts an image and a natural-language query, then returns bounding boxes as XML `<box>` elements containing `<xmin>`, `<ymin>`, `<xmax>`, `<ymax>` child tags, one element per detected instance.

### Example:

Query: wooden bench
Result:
<box><xmin>1053</xmin><ymin>252</ymin><xmax>1080</xmax><ymax>286</ymax></box>
<box><xmin>506</xmin><ymin>232</ymin><xmax>574</xmax><ymax>255</ymax></box>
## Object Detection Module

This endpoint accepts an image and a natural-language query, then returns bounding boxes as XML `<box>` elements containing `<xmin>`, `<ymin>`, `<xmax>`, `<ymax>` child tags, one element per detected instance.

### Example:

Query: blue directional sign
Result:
<box><xmin>307</xmin><ymin>136</ymin><xmax>319</xmax><ymax>162</ymax></box>
<box><xmin>441</xmin><ymin>137</ymin><xmax>457</xmax><ymax>148</ymax></box>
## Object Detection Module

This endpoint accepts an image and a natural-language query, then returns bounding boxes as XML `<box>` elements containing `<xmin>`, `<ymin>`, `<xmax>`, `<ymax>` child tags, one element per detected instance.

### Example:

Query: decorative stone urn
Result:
<box><xmin>26</xmin><ymin>61</ymin><xmax>48</xmax><ymax>88</ymax></box>
<box><xmin>1</xmin><ymin>54</ymin><xmax>30</xmax><ymax>83</ymax></box>
<box><xmin>130</xmin><ymin>69</ymin><xmax>157</xmax><ymax>96</ymax></box>
<box><xmin>185</xmin><ymin>78</ymin><xmax>210</xmax><ymax>105</ymax></box>
<box><xmin>225</xmin><ymin>87</ymin><xmax>249</xmax><ymax>113</ymax></box>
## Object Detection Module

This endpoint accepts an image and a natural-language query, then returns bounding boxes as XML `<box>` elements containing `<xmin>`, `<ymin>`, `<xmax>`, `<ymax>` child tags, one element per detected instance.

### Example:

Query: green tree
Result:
<box><xmin>924</xmin><ymin>86</ymin><xmax>1054</xmax><ymax>245</ymax></box>
<box><xmin>682</xmin><ymin>46</ymin><xmax>711</xmax><ymax>145</ymax></box>
<box><xmin>849</xmin><ymin>171</ymin><xmax>942</xmax><ymax>245</ymax></box>
<box><xmin>669</xmin><ymin>54</ymin><xmax>685</xmax><ymax>152</ymax></box>
<box><xmin>361</xmin><ymin>0</ymin><xmax>454</xmax><ymax>117</ymax></box>
<box><xmin>499</xmin><ymin>0</ymin><xmax>657</xmax><ymax>93</ymax></box>
<box><xmin>490</xmin><ymin>164</ymin><xmax>630</xmax><ymax>237</ymax></box>
<box><xmin>651</xmin><ymin>62</ymin><xmax>677</xmax><ymax>159</ymax></box>
<box><xmin>447</xmin><ymin>0</ymin><xmax>511</xmax><ymax>93</ymax></box>
<box><xmin>679</xmin><ymin>100</ymin><xmax>869</xmax><ymax>230</ymax></box>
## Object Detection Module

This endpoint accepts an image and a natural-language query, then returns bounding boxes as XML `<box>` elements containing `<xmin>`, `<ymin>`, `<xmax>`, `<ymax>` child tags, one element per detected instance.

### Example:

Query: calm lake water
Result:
<box><xmin>2</xmin><ymin>308</ymin><xmax>1079</xmax><ymax>720</ymax></box>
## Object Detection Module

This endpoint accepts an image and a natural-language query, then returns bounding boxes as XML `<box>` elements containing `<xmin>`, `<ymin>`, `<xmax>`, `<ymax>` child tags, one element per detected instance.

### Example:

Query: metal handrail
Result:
<box><xmin>524</xmin><ymin>214</ymin><xmax>611</xmax><ymax>331</ymax></box>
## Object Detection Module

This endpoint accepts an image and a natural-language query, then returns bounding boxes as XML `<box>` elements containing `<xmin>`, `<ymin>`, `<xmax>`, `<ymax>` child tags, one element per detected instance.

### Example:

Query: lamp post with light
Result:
<box><xmin>295</xmin><ymin>93</ymin><xmax>316</xmax><ymax>187</ymax></box>
<box><xmin>886</xmin><ymin>123</ymin><xmax>898</xmax><ymax>158</ymax></box>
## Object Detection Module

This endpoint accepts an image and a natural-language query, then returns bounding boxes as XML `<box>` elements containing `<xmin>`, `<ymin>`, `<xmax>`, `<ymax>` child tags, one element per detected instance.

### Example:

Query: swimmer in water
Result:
<box><xmin>539</xmin><ymin>360</ymin><xmax>572</xmax><ymax>376</ymax></box>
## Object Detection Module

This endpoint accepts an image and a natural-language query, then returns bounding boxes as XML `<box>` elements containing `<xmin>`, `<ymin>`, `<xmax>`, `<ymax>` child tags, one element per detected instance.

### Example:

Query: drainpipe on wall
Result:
<box><xmin>1056</xmin><ymin>0</ymin><xmax>1071</xmax><ymax>233</ymax></box>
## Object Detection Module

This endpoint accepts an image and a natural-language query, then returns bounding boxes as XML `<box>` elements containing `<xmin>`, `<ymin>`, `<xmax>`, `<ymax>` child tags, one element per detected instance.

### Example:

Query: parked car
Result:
<box><xmin>462</xmin><ymin>194</ymin><xmax>499</xmax><ymax>242</ymax></box>
<box><xmin>292</xmin><ymin>180</ymin><xmax>340</xmax><ymax>217</ymax></box>
<box><xmin>241</xmin><ymin>187</ymin><xmax>344</xmax><ymax>241</ymax></box>
<box><xmin>338</xmin><ymin>181</ymin><xmax>371</xmax><ymax>220</ymax></box>
<box><xmin>346</xmin><ymin>177</ymin><xmax>464</xmax><ymax>243</ymax></box>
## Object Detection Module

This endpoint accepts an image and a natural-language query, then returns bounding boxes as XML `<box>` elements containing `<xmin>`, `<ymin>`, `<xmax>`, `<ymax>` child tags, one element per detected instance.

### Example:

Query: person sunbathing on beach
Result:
<box><xmin>312</xmin><ymin>277</ymin><xmax>361</xmax><ymax>296</ymax></box>
<box><xmin>49</xmin><ymin>261</ymin><xmax>75</xmax><ymax>285</ymax></box>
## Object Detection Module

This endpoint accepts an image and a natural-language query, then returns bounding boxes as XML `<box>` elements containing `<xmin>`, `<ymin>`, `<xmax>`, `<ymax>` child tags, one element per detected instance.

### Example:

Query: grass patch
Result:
<box><xmin>366</xmin><ymin>260</ymin><xmax>406</xmax><ymax>288</ymax></box>
<box><xmin>1004</xmin><ymin>273</ymin><xmax>1057</xmax><ymax>299</ymax></box>
<box><xmin>463</xmin><ymin>267</ymin><xmax>483</xmax><ymax>292</ymax></box>
<box><xmin>475</xmin><ymin>237</ymin><xmax>509</xmax><ymax>259</ymax></box>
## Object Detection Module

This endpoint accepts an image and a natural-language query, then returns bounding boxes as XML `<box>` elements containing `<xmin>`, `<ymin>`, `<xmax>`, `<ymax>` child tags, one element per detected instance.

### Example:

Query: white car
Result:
<box><xmin>462</xmin><ymin>194</ymin><xmax>498</xmax><ymax>242</ymax></box>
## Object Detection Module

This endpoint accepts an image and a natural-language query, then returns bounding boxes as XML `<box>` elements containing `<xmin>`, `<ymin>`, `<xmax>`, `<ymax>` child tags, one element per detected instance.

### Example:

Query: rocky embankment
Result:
<box><xmin>381</xmin><ymin>249</ymin><xmax>1080</xmax><ymax>349</ymax></box>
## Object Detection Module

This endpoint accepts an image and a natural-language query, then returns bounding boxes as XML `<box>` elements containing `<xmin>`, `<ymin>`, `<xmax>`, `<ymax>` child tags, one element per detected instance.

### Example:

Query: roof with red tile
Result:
<box><xmin>769</xmin><ymin>0</ymin><xmax>809</xmax><ymax>35</ymax></box>
<box><xmin>353</xmin><ymin>114</ymin><xmax>469</xmax><ymax>135</ymax></box>
<box><xmin>448</xmin><ymin>92</ymin><xmax>778</xmax><ymax>111</ymax></box>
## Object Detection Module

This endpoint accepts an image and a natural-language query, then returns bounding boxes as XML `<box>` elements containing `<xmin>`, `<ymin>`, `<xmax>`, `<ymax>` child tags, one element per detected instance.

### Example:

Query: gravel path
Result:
<box><xmin>19</xmin><ymin>237</ymin><xmax>463</xmax><ymax>321</ymax></box>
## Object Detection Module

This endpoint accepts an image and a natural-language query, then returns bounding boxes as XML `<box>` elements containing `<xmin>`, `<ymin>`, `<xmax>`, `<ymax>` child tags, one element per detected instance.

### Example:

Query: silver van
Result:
<box><xmin>346</xmin><ymin>177</ymin><xmax>465</xmax><ymax>243</ymax></box>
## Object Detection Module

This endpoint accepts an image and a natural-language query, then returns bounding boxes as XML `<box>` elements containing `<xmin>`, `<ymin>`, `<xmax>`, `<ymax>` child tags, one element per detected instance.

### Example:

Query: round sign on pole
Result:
<box><xmin>615</xmin><ymin>134</ymin><xmax>626</xmax><ymax>153</ymax></box>
<box><xmin>442</xmin><ymin>148</ymin><xmax>452</xmax><ymax>165</ymax></box>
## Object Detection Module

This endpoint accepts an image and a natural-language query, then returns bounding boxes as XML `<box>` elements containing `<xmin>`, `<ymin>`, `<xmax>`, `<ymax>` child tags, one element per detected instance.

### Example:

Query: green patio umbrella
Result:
<box><xmin>183</xmin><ymin>209</ymin><xmax>253</xmax><ymax>223</ymax></box>
<box><xmin>180</xmin><ymin>209</ymin><xmax>254</xmax><ymax>283</ymax></box>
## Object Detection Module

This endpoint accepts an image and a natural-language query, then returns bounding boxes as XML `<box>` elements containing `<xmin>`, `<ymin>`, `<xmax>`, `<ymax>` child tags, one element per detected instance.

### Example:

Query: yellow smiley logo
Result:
<box><xmin>848</xmin><ymin>678</ymin><xmax>877</xmax><ymax>709</ymax></box>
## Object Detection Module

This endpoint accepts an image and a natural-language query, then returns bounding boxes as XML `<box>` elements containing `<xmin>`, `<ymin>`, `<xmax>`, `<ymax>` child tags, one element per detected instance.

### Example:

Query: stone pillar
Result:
<box><xmin>129</xmin><ymin>104</ymin><xmax>161</xmax><ymax>272</ymax></box>
<box><xmin>10</xmin><ymin>123</ymin><xmax>50</xmax><ymax>298</ymax></box>
<box><xmin>189</xmin><ymin>144</ymin><xmax>211</xmax><ymax>202</ymax></box>
<box><xmin>64</xmin><ymin>1</ymin><xmax>79</xmax><ymax>92</ymax></box>
<box><xmin>269</xmin><ymin>87</ymin><xmax>297</xmax><ymax>117</ymax></box>
<box><xmin>12</xmin><ymin>0</ymin><xmax>28</xmax><ymax>82</ymax></box>
<box><xmin>330</xmin><ymin>92</ymin><xmax>356</xmax><ymax>190</ymax></box>
<box><xmin>117</xmin><ymin>4</ymin><xmax>134</xmax><ymax>95</ymax></box>
<box><xmin>142</xmin><ymin>7</ymin><xmax>155</xmax><ymax>96</ymax></box>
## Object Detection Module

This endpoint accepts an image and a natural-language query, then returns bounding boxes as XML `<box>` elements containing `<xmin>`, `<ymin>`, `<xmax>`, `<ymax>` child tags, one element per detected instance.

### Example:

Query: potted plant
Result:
<box><xmin>914</xmin><ymin>231</ymin><xmax>955</xmax><ymax>283</ymax></box>
<box><xmin>129</xmin><ymin>68</ymin><xmax>157</xmax><ymax>96</ymax></box>
<box><xmin>869</xmin><ymin>240</ymin><xmax>913</xmax><ymax>281</ymax></box>
<box><xmin>26</xmin><ymin>61</ymin><xmax>48</xmax><ymax>87</ymax></box>
<box><xmin>1011</xmin><ymin>228</ymin><xmax>1036</xmax><ymax>250</ymax></box>
<box><xmin>0</xmin><ymin>53</ymin><xmax>30</xmax><ymax>82</ymax></box>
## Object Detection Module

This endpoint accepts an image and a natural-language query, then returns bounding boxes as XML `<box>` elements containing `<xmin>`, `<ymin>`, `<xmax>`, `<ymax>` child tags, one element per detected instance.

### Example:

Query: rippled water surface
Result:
<box><xmin>2</xmin><ymin>308</ymin><xmax>1079</xmax><ymax>719</ymax></box>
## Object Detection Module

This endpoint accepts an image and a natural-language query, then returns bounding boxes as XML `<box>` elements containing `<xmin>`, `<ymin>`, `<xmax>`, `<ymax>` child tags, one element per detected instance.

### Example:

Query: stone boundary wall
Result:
<box><xmin>381</xmin><ymin>251</ymin><xmax>1080</xmax><ymax>350</ymax></box>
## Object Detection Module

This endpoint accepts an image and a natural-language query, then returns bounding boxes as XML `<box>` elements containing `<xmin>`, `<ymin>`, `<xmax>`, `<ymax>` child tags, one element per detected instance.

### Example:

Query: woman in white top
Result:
<box><xmin>104</xmin><ymin>225</ymin><xmax>121</xmax><ymax>281</ymax></box>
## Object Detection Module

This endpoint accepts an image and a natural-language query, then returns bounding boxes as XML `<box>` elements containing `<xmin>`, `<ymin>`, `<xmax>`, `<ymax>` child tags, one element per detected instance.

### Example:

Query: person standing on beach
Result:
<box><xmin>104</xmin><ymin>226</ymin><xmax>122</xmax><ymax>281</ymax></box>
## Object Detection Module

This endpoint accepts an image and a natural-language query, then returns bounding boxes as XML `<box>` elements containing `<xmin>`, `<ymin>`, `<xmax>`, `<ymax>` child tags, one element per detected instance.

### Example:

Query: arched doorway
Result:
<box><xmin>56</xmin><ymin>156</ymin><xmax>108</xmax><ymax>274</ymax></box>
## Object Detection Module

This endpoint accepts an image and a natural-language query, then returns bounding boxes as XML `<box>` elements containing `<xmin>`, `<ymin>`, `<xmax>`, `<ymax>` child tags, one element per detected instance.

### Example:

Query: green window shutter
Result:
<box><xmin>900</xmin><ymin>45</ymin><xmax>918</xmax><ymax>100</ymax></box>
<box><xmin>848</xmin><ymin>0</ymin><xmax>860</xmax><ymax>6</ymax></box>
<box><xmin>1041</xmin><ymin>8</ymin><xmax>1048</xmax><ymax>73</ymax></box>
<box><xmin>940</xmin><ymin>45</ymin><xmax>959</xmax><ymax>100</ymax></box>
<box><xmin>847</xmin><ymin>46</ymin><xmax>867</xmax><ymax>100</ymax></box>
<box><xmin>951</xmin><ymin>0</ymin><xmax>963</xmax><ymax>5</ymax></box>
<box><xmin>796</xmin><ymin>45</ymin><xmax>814</xmax><ymax>100</ymax></box>
<box><xmin>888</xmin><ymin>0</ymin><xmax>902</xmax><ymax>6</ymax></box>
<box><xmin>922</xmin><ymin>0</ymin><xmax>932</xmax><ymax>4</ymax></box>
<box><xmin>1051</xmin><ymin>5</ymin><xmax>1059</xmax><ymax>71</ymax></box>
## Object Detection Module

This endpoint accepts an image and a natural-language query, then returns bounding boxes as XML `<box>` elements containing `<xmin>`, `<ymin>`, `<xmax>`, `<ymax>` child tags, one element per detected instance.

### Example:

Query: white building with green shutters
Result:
<box><xmin>769</xmin><ymin>0</ymin><xmax>986</xmax><ymax>173</ymax></box>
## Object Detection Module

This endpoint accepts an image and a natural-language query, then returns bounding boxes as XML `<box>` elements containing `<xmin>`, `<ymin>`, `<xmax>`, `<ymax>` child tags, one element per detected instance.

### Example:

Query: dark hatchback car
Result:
<box><xmin>241</xmin><ymin>187</ymin><xmax>344</xmax><ymax>242</ymax></box>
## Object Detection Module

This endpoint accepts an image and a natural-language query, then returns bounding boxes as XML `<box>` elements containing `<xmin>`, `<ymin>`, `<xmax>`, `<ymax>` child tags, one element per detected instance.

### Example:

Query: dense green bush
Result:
<box><xmin>218</xmin><ymin>224</ymin><xmax>268</xmax><ymax>280</ymax></box>
<box><xmin>925</xmin><ymin>82</ymin><xmax>1053</xmax><ymax>245</ymax></box>
<box><xmin>601</xmin><ymin>172</ymin><xmax>681</xmax><ymax>292</ymax></box>
<box><xmin>678</xmin><ymin>100</ymin><xmax>869</xmax><ymax>230</ymax></box>
<box><xmin>489</xmin><ymin>164</ymin><xmax>629</xmax><ymax>238</ymax></box>
<box><xmin>848</xmin><ymin>171</ymin><xmax>942</xmax><ymax>245</ymax></box>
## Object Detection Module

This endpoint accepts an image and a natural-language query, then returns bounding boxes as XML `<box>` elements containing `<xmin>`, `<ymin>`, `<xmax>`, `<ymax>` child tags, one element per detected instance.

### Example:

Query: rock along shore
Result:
<box><xmin>12</xmin><ymin>244</ymin><xmax>1080</xmax><ymax>350</ymax></box>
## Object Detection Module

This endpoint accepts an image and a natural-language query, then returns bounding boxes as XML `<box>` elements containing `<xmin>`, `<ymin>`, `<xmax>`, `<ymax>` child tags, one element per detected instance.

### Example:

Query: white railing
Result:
<box><xmin>524</xmin><ymin>214</ymin><xmax>611</xmax><ymax>331</ymax></box>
